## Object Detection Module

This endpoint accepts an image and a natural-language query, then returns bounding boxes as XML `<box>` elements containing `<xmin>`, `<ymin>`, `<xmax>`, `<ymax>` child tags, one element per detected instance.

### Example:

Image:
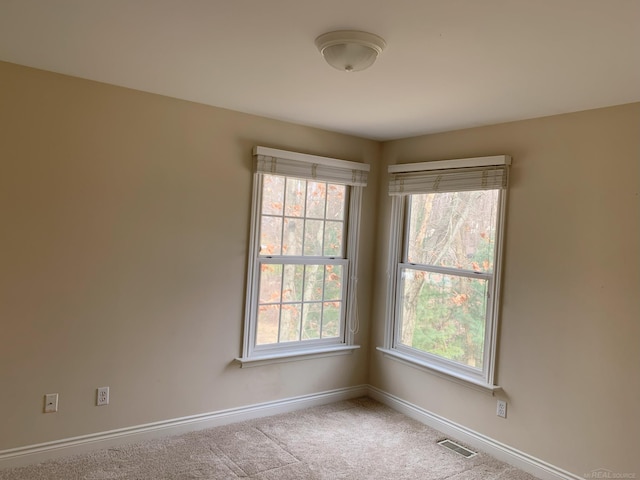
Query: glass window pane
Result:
<box><xmin>323</xmin><ymin>221</ymin><xmax>343</xmax><ymax>257</ymax></box>
<box><xmin>326</xmin><ymin>184</ymin><xmax>345</xmax><ymax>220</ymax></box>
<box><xmin>256</xmin><ymin>305</ymin><xmax>279</xmax><ymax>345</ymax></box>
<box><xmin>303</xmin><ymin>219</ymin><xmax>324</xmax><ymax>256</ymax></box>
<box><xmin>303</xmin><ymin>264</ymin><xmax>325</xmax><ymax>302</ymax></box>
<box><xmin>302</xmin><ymin>303</ymin><xmax>321</xmax><ymax>340</ymax></box>
<box><xmin>251</xmin><ymin>172</ymin><xmax>354</xmax><ymax>352</ymax></box>
<box><xmin>279</xmin><ymin>304</ymin><xmax>301</xmax><ymax>342</ymax></box>
<box><xmin>282</xmin><ymin>264</ymin><xmax>303</xmax><ymax>302</ymax></box>
<box><xmin>258</xmin><ymin>264</ymin><xmax>282</xmax><ymax>304</ymax></box>
<box><xmin>306</xmin><ymin>181</ymin><xmax>327</xmax><ymax>219</ymax></box>
<box><xmin>323</xmin><ymin>264</ymin><xmax>343</xmax><ymax>301</ymax></box>
<box><xmin>322</xmin><ymin>302</ymin><xmax>341</xmax><ymax>338</ymax></box>
<box><xmin>262</xmin><ymin>175</ymin><xmax>284</xmax><ymax>215</ymax></box>
<box><xmin>260</xmin><ymin>216</ymin><xmax>282</xmax><ymax>255</ymax></box>
<box><xmin>282</xmin><ymin>218</ymin><xmax>303</xmax><ymax>256</ymax></box>
<box><xmin>406</xmin><ymin>190</ymin><xmax>498</xmax><ymax>272</ymax></box>
<box><xmin>399</xmin><ymin>268</ymin><xmax>487</xmax><ymax>369</ymax></box>
<box><xmin>284</xmin><ymin>178</ymin><xmax>306</xmax><ymax>217</ymax></box>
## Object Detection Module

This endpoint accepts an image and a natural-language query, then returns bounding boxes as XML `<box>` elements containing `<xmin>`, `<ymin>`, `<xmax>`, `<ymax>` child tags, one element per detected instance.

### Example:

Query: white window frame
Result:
<box><xmin>378</xmin><ymin>155</ymin><xmax>510</xmax><ymax>391</ymax></box>
<box><xmin>236</xmin><ymin>147</ymin><xmax>369</xmax><ymax>367</ymax></box>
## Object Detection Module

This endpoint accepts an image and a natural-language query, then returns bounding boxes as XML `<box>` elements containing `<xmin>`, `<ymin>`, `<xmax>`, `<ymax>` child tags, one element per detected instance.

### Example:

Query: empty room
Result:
<box><xmin>1</xmin><ymin>1</ymin><xmax>638</xmax><ymax>479</ymax></box>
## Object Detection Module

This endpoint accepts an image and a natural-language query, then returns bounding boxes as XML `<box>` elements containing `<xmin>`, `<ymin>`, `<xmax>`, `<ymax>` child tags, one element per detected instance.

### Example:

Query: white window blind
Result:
<box><xmin>254</xmin><ymin>146</ymin><xmax>369</xmax><ymax>187</ymax></box>
<box><xmin>388</xmin><ymin>156</ymin><xmax>510</xmax><ymax>195</ymax></box>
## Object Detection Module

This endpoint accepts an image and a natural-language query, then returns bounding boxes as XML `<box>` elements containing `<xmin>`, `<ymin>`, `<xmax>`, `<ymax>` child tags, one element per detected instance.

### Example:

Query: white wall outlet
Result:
<box><xmin>44</xmin><ymin>393</ymin><xmax>58</xmax><ymax>413</ymax></box>
<box><xmin>496</xmin><ymin>399</ymin><xmax>507</xmax><ymax>418</ymax></box>
<box><xmin>97</xmin><ymin>386</ymin><xmax>109</xmax><ymax>406</ymax></box>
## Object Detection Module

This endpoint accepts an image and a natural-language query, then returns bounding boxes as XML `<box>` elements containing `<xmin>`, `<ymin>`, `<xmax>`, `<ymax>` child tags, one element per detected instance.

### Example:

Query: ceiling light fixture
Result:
<box><xmin>315</xmin><ymin>30</ymin><xmax>386</xmax><ymax>72</ymax></box>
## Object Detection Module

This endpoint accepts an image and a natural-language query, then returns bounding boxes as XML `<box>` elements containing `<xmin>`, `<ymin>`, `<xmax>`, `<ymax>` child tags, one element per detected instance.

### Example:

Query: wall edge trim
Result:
<box><xmin>0</xmin><ymin>385</ymin><xmax>369</xmax><ymax>470</ymax></box>
<box><xmin>1</xmin><ymin>384</ymin><xmax>582</xmax><ymax>479</ymax></box>
<box><xmin>367</xmin><ymin>385</ymin><xmax>582</xmax><ymax>480</ymax></box>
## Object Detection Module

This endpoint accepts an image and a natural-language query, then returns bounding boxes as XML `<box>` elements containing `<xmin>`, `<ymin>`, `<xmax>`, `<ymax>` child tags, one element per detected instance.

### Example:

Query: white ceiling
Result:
<box><xmin>1</xmin><ymin>0</ymin><xmax>639</xmax><ymax>140</ymax></box>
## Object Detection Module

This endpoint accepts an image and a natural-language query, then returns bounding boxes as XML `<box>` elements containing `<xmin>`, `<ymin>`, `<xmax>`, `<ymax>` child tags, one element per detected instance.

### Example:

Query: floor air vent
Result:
<box><xmin>437</xmin><ymin>439</ymin><xmax>477</xmax><ymax>458</ymax></box>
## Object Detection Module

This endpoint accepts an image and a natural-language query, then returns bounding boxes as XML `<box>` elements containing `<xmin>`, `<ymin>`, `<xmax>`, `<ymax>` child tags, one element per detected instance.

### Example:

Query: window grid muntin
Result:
<box><xmin>256</xmin><ymin>176</ymin><xmax>349</xmax><ymax>348</ymax></box>
<box><xmin>259</xmin><ymin>175</ymin><xmax>347</xmax><ymax>259</ymax></box>
<box><xmin>255</xmin><ymin>255</ymin><xmax>348</xmax><ymax>349</ymax></box>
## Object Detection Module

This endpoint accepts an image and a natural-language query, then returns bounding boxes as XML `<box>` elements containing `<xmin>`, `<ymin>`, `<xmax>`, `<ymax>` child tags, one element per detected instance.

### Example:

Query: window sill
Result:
<box><xmin>376</xmin><ymin>347</ymin><xmax>502</xmax><ymax>395</ymax></box>
<box><xmin>235</xmin><ymin>345</ymin><xmax>360</xmax><ymax>368</ymax></box>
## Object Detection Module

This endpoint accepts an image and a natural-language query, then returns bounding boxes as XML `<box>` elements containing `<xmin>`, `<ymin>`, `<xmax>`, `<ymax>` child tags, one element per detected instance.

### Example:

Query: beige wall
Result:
<box><xmin>0</xmin><ymin>61</ymin><xmax>379</xmax><ymax>449</ymax></box>
<box><xmin>2</xmin><ymin>59</ymin><xmax>639</xmax><ymax>477</ymax></box>
<box><xmin>370</xmin><ymin>103</ymin><xmax>640</xmax><ymax>475</ymax></box>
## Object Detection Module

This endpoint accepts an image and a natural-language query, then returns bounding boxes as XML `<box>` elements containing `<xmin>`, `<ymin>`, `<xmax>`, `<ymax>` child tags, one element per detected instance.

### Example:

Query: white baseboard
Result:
<box><xmin>367</xmin><ymin>386</ymin><xmax>582</xmax><ymax>480</ymax></box>
<box><xmin>0</xmin><ymin>384</ymin><xmax>582</xmax><ymax>479</ymax></box>
<box><xmin>0</xmin><ymin>384</ymin><xmax>369</xmax><ymax>470</ymax></box>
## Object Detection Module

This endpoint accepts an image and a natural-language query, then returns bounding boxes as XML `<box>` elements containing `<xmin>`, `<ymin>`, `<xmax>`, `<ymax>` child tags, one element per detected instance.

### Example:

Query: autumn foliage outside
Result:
<box><xmin>256</xmin><ymin>175</ymin><xmax>347</xmax><ymax>345</ymax></box>
<box><xmin>398</xmin><ymin>190</ymin><xmax>499</xmax><ymax>369</ymax></box>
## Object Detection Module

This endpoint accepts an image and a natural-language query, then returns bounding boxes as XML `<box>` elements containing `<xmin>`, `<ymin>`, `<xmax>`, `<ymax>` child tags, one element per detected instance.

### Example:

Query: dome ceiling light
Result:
<box><xmin>315</xmin><ymin>30</ymin><xmax>386</xmax><ymax>72</ymax></box>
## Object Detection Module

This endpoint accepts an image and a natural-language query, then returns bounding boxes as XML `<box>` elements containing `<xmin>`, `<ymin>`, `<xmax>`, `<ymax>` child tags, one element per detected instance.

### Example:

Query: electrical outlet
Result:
<box><xmin>496</xmin><ymin>399</ymin><xmax>507</xmax><ymax>418</ymax></box>
<box><xmin>44</xmin><ymin>393</ymin><xmax>58</xmax><ymax>413</ymax></box>
<box><xmin>97</xmin><ymin>386</ymin><xmax>109</xmax><ymax>406</ymax></box>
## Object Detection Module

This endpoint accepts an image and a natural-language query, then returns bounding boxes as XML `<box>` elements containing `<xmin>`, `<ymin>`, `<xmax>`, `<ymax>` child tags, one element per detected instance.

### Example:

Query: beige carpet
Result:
<box><xmin>0</xmin><ymin>398</ymin><xmax>539</xmax><ymax>479</ymax></box>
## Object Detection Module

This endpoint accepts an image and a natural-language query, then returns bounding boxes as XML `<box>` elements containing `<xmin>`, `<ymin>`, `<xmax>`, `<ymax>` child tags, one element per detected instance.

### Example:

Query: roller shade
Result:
<box><xmin>254</xmin><ymin>146</ymin><xmax>369</xmax><ymax>187</ymax></box>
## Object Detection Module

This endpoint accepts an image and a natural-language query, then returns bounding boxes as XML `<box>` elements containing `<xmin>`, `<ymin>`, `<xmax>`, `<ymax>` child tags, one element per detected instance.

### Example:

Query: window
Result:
<box><xmin>238</xmin><ymin>147</ymin><xmax>369</xmax><ymax>365</ymax></box>
<box><xmin>379</xmin><ymin>156</ymin><xmax>510</xmax><ymax>388</ymax></box>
